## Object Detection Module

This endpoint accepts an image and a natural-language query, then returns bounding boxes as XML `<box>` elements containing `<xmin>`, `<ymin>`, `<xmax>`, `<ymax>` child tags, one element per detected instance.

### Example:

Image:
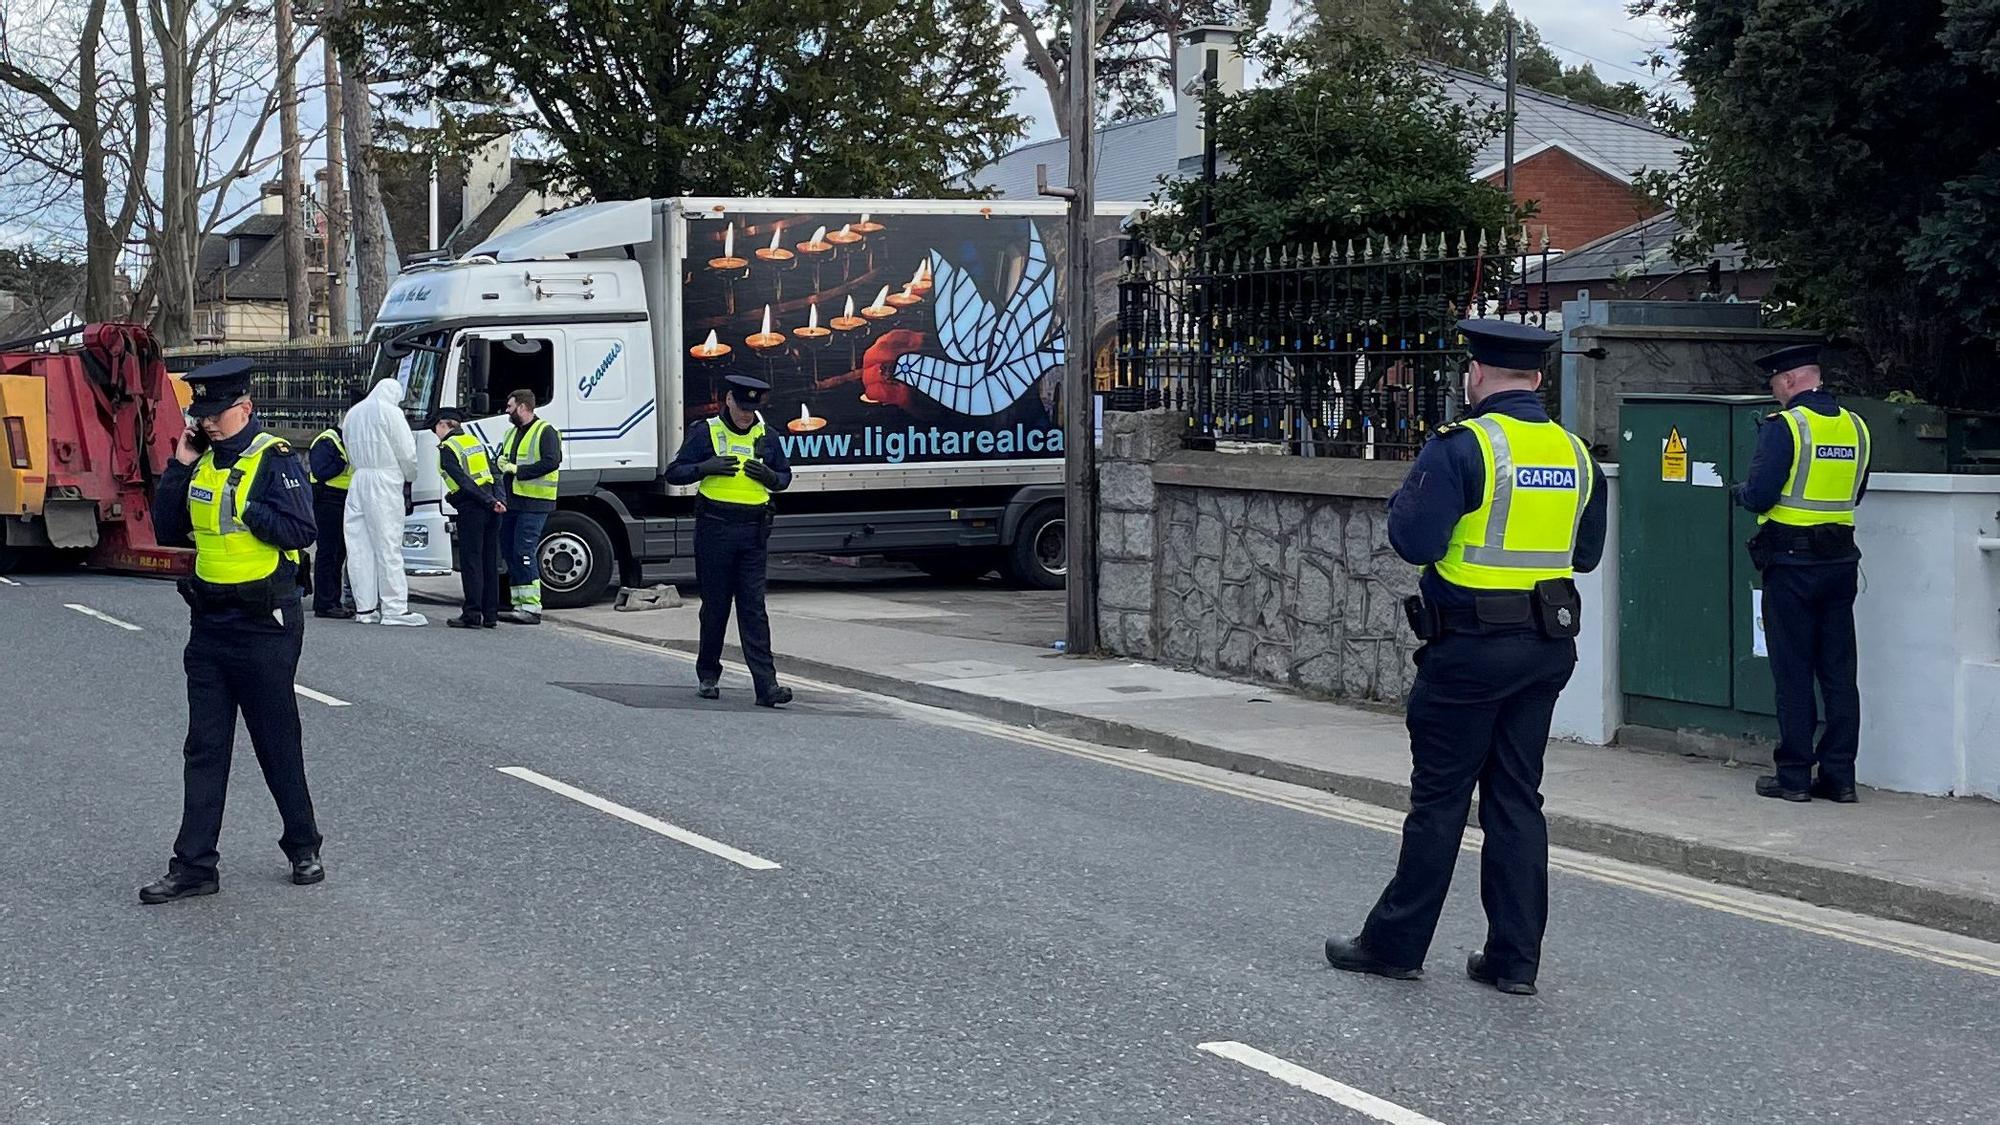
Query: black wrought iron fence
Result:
<box><xmin>1114</xmin><ymin>230</ymin><xmax>1557</xmax><ymax>459</ymax></box>
<box><xmin>165</xmin><ymin>341</ymin><xmax>373</xmax><ymax>433</ymax></box>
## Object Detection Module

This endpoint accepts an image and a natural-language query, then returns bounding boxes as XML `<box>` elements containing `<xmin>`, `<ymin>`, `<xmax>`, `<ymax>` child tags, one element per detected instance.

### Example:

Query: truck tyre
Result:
<box><xmin>915</xmin><ymin>552</ymin><xmax>998</xmax><ymax>582</ymax></box>
<box><xmin>1002</xmin><ymin>503</ymin><xmax>1065</xmax><ymax>590</ymax></box>
<box><xmin>538</xmin><ymin>510</ymin><xmax>617</xmax><ymax>609</ymax></box>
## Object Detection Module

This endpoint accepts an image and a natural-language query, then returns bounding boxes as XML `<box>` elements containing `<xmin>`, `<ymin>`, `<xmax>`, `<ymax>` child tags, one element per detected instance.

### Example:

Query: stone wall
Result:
<box><xmin>1096</xmin><ymin>410</ymin><xmax>1423</xmax><ymax>703</ymax></box>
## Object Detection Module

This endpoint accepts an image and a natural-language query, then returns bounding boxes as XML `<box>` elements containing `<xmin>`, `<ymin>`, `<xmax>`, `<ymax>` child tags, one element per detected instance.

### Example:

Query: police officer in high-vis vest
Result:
<box><xmin>1325</xmin><ymin>320</ymin><xmax>1607</xmax><ymax>997</ymax></box>
<box><xmin>141</xmin><ymin>358</ymin><xmax>325</xmax><ymax>905</ymax></box>
<box><xmin>495</xmin><ymin>389</ymin><xmax>562</xmax><ymax>625</ymax></box>
<box><xmin>432</xmin><ymin>408</ymin><xmax>507</xmax><ymax>629</ymax></box>
<box><xmin>664</xmin><ymin>374</ymin><xmax>794</xmax><ymax>707</ymax></box>
<box><xmin>1735</xmin><ymin>343</ymin><xmax>1870</xmax><ymax>804</ymax></box>
<box><xmin>306</xmin><ymin>392</ymin><xmax>361</xmax><ymax>618</ymax></box>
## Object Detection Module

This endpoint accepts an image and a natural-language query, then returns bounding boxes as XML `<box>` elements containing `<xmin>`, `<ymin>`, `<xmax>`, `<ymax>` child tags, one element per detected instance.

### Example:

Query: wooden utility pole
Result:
<box><xmin>1503</xmin><ymin>15</ymin><xmax>1518</xmax><ymax>203</ymax></box>
<box><xmin>275</xmin><ymin>0</ymin><xmax>311</xmax><ymax>338</ymax></box>
<box><xmin>1063</xmin><ymin>0</ymin><xmax>1099</xmax><ymax>655</ymax></box>
<box><xmin>322</xmin><ymin>38</ymin><xmax>350</xmax><ymax>339</ymax></box>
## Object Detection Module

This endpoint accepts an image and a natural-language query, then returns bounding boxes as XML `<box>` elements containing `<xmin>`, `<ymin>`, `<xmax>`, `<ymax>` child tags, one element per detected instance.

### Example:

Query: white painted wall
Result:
<box><xmin>1850</xmin><ymin>475</ymin><xmax>2000</xmax><ymax>797</ymax></box>
<box><xmin>1560</xmin><ymin>470</ymin><xmax>2000</xmax><ymax>798</ymax></box>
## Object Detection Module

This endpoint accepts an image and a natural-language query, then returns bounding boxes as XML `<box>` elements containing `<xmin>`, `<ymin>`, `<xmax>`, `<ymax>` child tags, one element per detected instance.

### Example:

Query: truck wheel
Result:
<box><xmin>1003</xmin><ymin>503</ymin><xmax>1066</xmax><ymax>590</ymax></box>
<box><xmin>538</xmin><ymin>511</ymin><xmax>617</xmax><ymax>609</ymax></box>
<box><xmin>915</xmin><ymin>552</ymin><xmax>998</xmax><ymax>582</ymax></box>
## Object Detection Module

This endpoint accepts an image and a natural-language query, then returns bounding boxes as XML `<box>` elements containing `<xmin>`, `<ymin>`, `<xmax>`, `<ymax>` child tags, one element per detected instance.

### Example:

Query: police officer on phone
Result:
<box><xmin>1735</xmin><ymin>343</ymin><xmax>1870</xmax><ymax>804</ymax></box>
<box><xmin>1324</xmin><ymin>320</ymin><xmax>1607</xmax><ymax>997</ymax></box>
<box><xmin>663</xmin><ymin>374</ymin><xmax>794</xmax><ymax>707</ymax></box>
<box><xmin>140</xmin><ymin>357</ymin><xmax>324</xmax><ymax>905</ymax></box>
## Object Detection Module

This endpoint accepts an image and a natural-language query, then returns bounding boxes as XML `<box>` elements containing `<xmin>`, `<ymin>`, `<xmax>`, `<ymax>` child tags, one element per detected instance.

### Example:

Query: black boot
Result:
<box><xmin>1810</xmin><ymin>776</ymin><xmax>1859</xmax><ymax>803</ymax></box>
<box><xmin>139</xmin><ymin>871</ymin><xmax>219</xmax><ymax>905</ymax></box>
<box><xmin>697</xmin><ymin>681</ymin><xmax>720</xmax><ymax>700</ymax></box>
<box><xmin>1323</xmin><ymin>936</ymin><xmax>1421</xmax><ymax>980</ymax></box>
<box><xmin>755</xmin><ymin>686</ymin><xmax>794</xmax><ymax>708</ymax></box>
<box><xmin>291</xmin><ymin>850</ymin><xmax>325</xmax><ymax>886</ymax></box>
<box><xmin>1466</xmin><ymin>952</ymin><xmax>1537</xmax><ymax>996</ymax></box>
<box><xmin>1755</xmin><ymin>775</ymin><xmax>1811</xmax><ymax>802</ymax></box>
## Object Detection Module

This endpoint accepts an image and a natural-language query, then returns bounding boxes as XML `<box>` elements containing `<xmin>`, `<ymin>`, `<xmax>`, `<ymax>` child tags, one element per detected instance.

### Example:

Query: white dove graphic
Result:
<box><xmin>893</xmin><ymin>225</ymin><xmax>1066</xmax><ymax>417</ymax></box>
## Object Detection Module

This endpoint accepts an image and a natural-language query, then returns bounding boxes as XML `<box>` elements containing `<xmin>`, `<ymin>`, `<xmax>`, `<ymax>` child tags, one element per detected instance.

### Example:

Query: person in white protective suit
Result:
<box><xmin>340</xmin><ymin>378</ymin><xmax>427</xmax><ymax>626</ymax></box>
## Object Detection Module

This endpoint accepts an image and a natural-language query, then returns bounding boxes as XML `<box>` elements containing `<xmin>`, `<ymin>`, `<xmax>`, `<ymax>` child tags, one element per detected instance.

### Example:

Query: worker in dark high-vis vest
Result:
<box><xmin>432</xmin><ymin>408</ymin><xmax>506</xmax><ymax>629</ymax></box>
<box><xmin>307</xmin><ymin>394</ymin><xmax>360</xmax><ymax>619</ymax></box>
<box><xmin>141</xmin><ymin>357</ymin><xmax>325</xmax><ymax>905</ymax></box>
<box><xmin>494</xmin><ymin>389</ymin><xmax>562</xmax><ymax>624</ymax></box>
<box><xmin>663</xmin><ymin>374</ymin><xmax>794</xmax><ymax>707</ymax></box>
<box><xmin>1325</xmin><ymin>319</ymin><xmax>1607</xmax><ymax>998</ymax></box>
<box><xmin>1735</xmin><ymin>343</ymin><xmax>1871</xmax><ymax>805</ymax></box>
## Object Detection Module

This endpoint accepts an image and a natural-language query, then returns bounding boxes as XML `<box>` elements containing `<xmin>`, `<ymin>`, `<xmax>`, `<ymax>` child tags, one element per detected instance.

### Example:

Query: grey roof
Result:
<box><xmin>195</xmin><ymin>214</ymin><xmax>289</xmax><ymax>303</ymax></box>
<box><xmin>1542</xmin><ymin>210</ymin><xmax>1755</xmax><ymax>284</ymax></box>
<box><xmin>1432</xmin><ymin>66</ymin><xmax>1682</xmax><ymax>182</ymax></box>
<box><xmin>968</xmin><ymin>65</ymin><xmax>1681</xmax><ymax>203</ymax></box>
<box><xmin>963</xmin><ymin>113</ymin><xmax>1179</xmax><ymax>204</ymax></box>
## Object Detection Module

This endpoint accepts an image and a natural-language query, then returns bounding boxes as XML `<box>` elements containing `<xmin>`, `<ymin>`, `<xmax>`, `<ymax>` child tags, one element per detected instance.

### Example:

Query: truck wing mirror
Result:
<box><xmin>465</xmin><ymin>336</ymin><xmax>492</xmax><ymax>398</ymax></box>
<box><xmin>471</xmin><ymin>391</ymin><xmax>492</xmax><ymax>415</ymax></box>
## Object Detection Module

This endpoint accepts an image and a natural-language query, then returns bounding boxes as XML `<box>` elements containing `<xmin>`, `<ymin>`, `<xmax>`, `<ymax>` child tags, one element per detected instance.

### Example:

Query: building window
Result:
<box><xmin>228</xmin><ymin>239</ymin><xmax>241</xmax><ymax>268</ymax></box>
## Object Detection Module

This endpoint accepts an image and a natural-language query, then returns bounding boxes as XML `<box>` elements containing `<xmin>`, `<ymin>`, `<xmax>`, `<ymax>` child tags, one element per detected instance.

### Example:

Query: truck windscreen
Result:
<box><xmin>368</xmin><ymin>328</ymin><xmax>448</xmax><ymax>427</ymax></box>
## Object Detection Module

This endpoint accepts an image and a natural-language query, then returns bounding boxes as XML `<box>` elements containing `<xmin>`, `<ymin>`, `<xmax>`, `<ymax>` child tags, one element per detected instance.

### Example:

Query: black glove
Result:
<box><xmin>697</xmin><ymin>455</ymin><xmax>741</xmax><ymax>478</ymax></box>
<box><xmin>742</xmin><ymin>459</ymin><xmax>781</xmax><ymax>489</ymax></box>
<box><xmin>403</xmin><ymin>481</ymin><xmax>415</xmax><ymax>517</ymax></box>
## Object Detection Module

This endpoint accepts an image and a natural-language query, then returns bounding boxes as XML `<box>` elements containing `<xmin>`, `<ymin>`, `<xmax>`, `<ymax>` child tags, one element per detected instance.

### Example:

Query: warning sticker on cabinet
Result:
<box><xmin>1662</xmin><ymin>427</ymin><xmax>1690</xmax><ymax>483</ymax></box>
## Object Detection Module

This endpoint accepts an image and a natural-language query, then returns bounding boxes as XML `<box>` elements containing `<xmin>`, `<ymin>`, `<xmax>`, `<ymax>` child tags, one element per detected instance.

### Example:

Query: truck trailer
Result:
<box><xmin>378</xmin><ymin>197</ymin><xmax>1115</xmax><ymax>608</ymax></box>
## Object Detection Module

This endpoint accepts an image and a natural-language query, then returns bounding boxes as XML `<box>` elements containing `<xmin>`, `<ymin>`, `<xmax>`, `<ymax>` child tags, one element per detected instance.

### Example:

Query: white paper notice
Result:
<box><xmin>1690</xmin><ymin>461</ymin><xmax>1725</xmax><ymax>488</ymax></box>
<box><xmin>1752</xmin><ymin>589</ymin><xmax>1768</xmax><ymax>658</ymax></box>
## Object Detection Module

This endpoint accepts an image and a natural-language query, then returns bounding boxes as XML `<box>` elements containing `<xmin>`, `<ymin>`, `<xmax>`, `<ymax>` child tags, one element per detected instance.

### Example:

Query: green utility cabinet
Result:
<box><xmin>1617</xmin><ymin>394</ymin><xmax>1781</xmax><ymax>739</ymax></box>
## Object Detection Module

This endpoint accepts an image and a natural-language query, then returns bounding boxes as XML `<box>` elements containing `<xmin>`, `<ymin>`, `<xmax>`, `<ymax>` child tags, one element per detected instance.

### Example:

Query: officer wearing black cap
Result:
<box><xmin>141</xmin><ymin>357</ymin><xmax>324</xmax><ymax>905</ymax></box>
<box><xmin>430</xmin><ymin>407</ymin><xmax>507</xmax><ymax>629</ymax></box>
<box><xmin>1325</xmin><ymin>319</ymin><xmax>1607</xmax><ymax>996</ymax></box>
<box><xmin>1735</xmin><ymin>343</ymin><xmax>1870</xmax><ymax>804</ymax></box>
<box><xmin>663</xmin><ymin>374</ymin><xmax>795</xmax><ymax>706</ymax></box>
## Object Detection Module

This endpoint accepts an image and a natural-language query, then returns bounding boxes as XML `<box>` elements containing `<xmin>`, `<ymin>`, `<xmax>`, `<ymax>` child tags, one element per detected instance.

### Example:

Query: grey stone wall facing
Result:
<box><xmin>1096</xmin><ymin>410</ymin><xmax>1422</xmax><ymax>703</ymax></box>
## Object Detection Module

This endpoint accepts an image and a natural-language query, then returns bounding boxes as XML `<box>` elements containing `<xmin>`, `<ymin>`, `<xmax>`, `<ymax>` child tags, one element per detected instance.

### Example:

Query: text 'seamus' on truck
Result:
<box><xmin>380</xmin><ymin>197</ymin><xmax>1124</xmax><ymax>608</ymax></box>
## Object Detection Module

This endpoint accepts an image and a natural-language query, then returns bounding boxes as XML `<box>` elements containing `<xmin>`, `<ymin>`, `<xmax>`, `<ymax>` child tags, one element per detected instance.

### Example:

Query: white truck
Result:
<box><xmin>378</xmin><ymin>197</ymin><xmax>1098</xmax><ymax>607</ymax></box>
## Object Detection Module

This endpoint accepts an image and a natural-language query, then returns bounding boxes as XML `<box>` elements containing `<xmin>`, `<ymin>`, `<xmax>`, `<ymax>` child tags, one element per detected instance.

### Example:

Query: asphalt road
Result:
<box><xmin>4</xmin><ymin>570</ymin><xmax>1999</xmax><ymax>1125</ymax></box>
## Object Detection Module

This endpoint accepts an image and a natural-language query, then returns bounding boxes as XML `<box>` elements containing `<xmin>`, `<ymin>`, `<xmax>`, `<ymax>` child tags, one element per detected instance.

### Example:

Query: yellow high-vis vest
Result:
<box><xmin>1433</xmin><ymin>414</ymin><xmax>1593</xmax><ymax>591</ymax></box>
<box><xmin>188</xmin><ymin>432</ymin><xmax>298</xmax><ymax>585</ymax></box>
<box><xmin>310</xmin><ymin>428</ymin><xmax>352</xmax><ymax>490</ymax></box>
<box><xmin>442</xmin><ymin>431</ymin><xmax>494</xmax><ymax>488</ymax></box>
<box><xmin>503</xmin><ymin>417</ymin><xmax>559</xmax><ymax>501</ymax></box>
<box><xmin>697</xmin><ymin>416</ymin><xmax>771</xmax><ymax>506</ymax></box>
<box><xmin>1761</xmin><ymin>407</ymin><xmax>1870</xmax><ymax>527</ymax></box>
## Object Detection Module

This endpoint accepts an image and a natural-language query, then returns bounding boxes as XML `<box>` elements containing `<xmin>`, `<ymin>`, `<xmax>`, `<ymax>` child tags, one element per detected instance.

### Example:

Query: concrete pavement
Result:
<box><xmin>407</xmin><ymin>570</ymin><xmax>2000</xmax><ymax>945</ymax></box>
<box><xmin>9</xmin><ymin>569</ymin><xmax>2000</xmax><ymax>1124</ymax></box>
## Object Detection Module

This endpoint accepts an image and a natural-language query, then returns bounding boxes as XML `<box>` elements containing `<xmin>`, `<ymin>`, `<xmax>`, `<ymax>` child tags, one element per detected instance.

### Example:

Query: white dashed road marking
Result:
<box><xmin>293</xmin><ymin>685</ymin><xmax>351</xmax><ymax>707</ymax></box>
<box><xmin>497</xmin><ymin>766</ymin><xmax>781</xmax><ymax>871</ymax></box>
<box><xmin>64</xmin><ymin>603</ymin><xmax>141</xmax><ymax>631</ymax></box>
<box><xmin>1198</xmin><ymin>1041</ymin><xmax>1447</xmax><ymax>1124</ymax></box>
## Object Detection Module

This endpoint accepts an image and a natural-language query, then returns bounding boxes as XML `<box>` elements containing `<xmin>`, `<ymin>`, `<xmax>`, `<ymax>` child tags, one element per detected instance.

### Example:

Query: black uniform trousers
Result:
<box><xmin>311</xmin><ymin>486</ymin><xmax>347</xmax><ymax>613</ymax></box>
<box><xmin>1762</xmin><ymin>561</ymin><xmax>1862</xmax><ymax>791</ymax></box>
<box><xmin>1359</xmin><ymin>629</ymin><xmax>1577</xmax><ymax>982</ymax></box>
<box><xmin>453</xmin><ymin>500</ymin><xmax>502</xmax><ymax>624</ymax></box>
<box><xmin>170</xmin><ymin>600</ymin><xmax>322</xmax><ymax>880</ymax></box>
<box><xmin>693</xmin><ymin>505</ymin><xmax>779</xmax><ymax>697</ymax></box>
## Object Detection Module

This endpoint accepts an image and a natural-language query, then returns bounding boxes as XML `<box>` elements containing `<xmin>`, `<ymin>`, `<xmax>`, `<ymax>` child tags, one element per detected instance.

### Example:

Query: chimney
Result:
<box><xmin>259</xmin><ymin>179</ymin><xmax>284</xmax><ymax>216</ymax></box>
<box><xmin>1175</xmin><ymin>26</ymin><xmax>1246</xmax><ymax>177</ymax></box>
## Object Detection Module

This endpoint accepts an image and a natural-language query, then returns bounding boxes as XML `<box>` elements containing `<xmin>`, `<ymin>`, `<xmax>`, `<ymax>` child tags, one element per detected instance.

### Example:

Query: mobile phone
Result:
<box><xmin>183</xmin><ymin>417</ymin><xmax>209</xmax><ymax>453</ymax></box>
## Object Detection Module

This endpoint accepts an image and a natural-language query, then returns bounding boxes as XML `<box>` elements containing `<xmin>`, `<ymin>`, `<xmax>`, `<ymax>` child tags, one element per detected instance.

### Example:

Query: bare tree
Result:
<box><xmin>274</xmin><ymin>0</ymin><xmax>310</xmax><ymax>337</ymax></box>
<box><xmin>145</xmin><ymin>0</ymin><xmax>323</xmax><ymax>344</ymax></box>
<box><xmin>322</xmin><ymin>37</ymin><xmax>350</xmax><ymax>338</ymax></box>
<box><xmin>326</xmin><ymin>0</ymin><xmax>390</xmax><ymax>331</ymax></box>
<box><xmin>0</xmin><ymin>0</ymin><xmax>151</xmax><ymax>320</ymax></box>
